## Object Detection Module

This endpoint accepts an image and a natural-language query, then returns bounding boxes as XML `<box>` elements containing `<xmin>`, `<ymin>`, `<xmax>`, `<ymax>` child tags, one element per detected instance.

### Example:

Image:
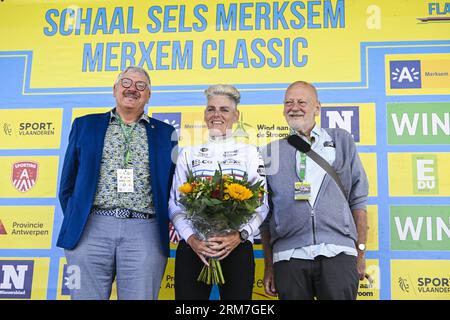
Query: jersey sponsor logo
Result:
<box><xmin>192</xmin><ymin>159</ymin><xmax>213</xmax><ymax>167</ymax></box>
<box><xmin>257</xmin><ymin>165</ymin><xmax>266</xmax><ymax>177</ymax></box>
<box><xmin>219</xmin><ymin>159</ymin><xmax>241</xmax><ymax>165</ymax></box>
<box><xmin>11</xmin><ymin>161</ymin><xmax>39</xmax><ymax>193</ymax></box>
<box><xmin>223</xmin><ymin>150</ymin><xmax>238</xmax><ymax>157</ymax></box>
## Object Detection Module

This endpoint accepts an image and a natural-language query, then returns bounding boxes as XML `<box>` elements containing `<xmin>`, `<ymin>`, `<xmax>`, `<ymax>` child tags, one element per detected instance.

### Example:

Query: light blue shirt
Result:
<box><xmin>274</xmin><ymin>125</ymin><xmax>357</xmax><ymax>262</ymax></box>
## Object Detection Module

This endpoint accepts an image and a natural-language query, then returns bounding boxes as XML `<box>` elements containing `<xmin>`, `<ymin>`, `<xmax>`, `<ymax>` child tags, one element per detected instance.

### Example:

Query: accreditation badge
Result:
<box><xmin>294</xmin><ymin>182</ymin><xmax>311</xmax><ymax>200</ymax></box>
<box><xmin>117</xmin><ymin>169</ymin><xmax>134</xmax><ymax>193</ymax></box>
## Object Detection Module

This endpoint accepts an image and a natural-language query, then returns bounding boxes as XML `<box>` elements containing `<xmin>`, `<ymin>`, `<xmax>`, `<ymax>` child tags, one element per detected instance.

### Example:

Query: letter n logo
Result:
<box><xmin>321</xmin><ymin>106</ymin><xmax>360</xmax><ymax>142</ymax></box>
<box><xmin>0</xmin><ymin>260</ymin><xmax>34</xmax><ymax>299</ymax></box>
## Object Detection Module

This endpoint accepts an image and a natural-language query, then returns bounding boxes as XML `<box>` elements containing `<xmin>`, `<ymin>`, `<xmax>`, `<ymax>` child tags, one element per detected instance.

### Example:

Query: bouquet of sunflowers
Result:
<box><xmin>178</xmin><ymin>165</ymin><xmax>265</xmax><ymax>285</ymax></box>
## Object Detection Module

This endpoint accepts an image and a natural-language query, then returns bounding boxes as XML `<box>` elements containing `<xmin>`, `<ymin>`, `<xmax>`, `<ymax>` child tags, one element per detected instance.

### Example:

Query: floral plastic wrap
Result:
<box><xmin>178</xmin><ymin>165</ymin><xmax>265</xmax><ymax>285</ymax></box>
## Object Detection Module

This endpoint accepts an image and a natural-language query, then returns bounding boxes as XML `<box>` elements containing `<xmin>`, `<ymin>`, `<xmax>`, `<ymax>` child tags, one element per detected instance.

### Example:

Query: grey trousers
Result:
<box><xmin>64</xmin><ymin>214</ymin><xmax>167</xmax><ymax>300</ymax></box>
<box><xmin>273</xmin><ymin>253</ymin><xmax>359</xmax><ymax>300</ymax></box>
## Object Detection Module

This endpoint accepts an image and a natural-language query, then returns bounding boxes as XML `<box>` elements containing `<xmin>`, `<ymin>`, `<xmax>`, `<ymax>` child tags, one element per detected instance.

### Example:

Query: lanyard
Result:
<box><xmin>116</xmin><ymin>115</ymin><xmax>137</xmax><ymax>168</ymax></box>
<box><xmin>297</xmin><ymin>151</ymin><xmax>307</xmax><ymax>181</ymax></box>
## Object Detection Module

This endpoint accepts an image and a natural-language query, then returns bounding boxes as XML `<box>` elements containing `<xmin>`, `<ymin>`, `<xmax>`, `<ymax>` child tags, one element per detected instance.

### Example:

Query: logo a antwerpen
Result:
<box><xmin>11</xmin><ymin>161</ymin><xmax>39</xmax><ymax>193</ymax></box>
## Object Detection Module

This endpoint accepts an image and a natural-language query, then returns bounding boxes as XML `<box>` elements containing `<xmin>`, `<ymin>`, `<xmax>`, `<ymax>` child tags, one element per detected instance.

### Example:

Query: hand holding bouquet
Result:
<box><xmin>178</xmin><ymin>166</ymin><xmax>265</xmax><ymax>285</ymax></box>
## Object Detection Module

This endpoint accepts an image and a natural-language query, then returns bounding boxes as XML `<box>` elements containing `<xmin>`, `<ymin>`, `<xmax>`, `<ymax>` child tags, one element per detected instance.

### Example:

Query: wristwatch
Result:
<box><xmin>239</xmin><ymin>229</ymin><xmax>249</xmax><ymax>242</ymax></box>
<box><xmin>357</xmin><ymin>243</ymin><xmax>366</xmax><ymax>252</ymax></box>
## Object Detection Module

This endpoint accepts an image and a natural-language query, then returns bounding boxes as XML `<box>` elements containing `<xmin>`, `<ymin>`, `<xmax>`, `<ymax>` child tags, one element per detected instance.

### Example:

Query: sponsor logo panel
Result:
<box><xmin>0</xmin><ymin>258</ymin><xmax>49</xmax><ymax>300</ymax></box>
<box><xmin>357</xmin><ymin>259</ymin><xmax>380</xmax><ymax>300</ymax></box>
<box><xmin>0</xmin><ymin>206</ymin><xmax>54</xmax><ymax>249</ymax></box>
<box><xmin>391</xmin><ymin>260</ymin><xmax>450</xmax><ymax>300</ymax></box>
<box><xmin>321</xmin><ymin>106</ymin><xmax>361</xmax><ymax>142</ymax></box>
<box><xmin>386</xmin><ymin>54</ymin><xmax>450</xmax><ymax>95</ymax></box>
<box><xmin>0</xmin><ymin>109</ymin><xmax>63</xmax><ymax>149</ymax></box>
<box><xmin>0</xmin><ymin>156</ymin><xmax>58</xmax><ymax>198</ymax></box>
<box><xmin>412</xmin><ymin>154</ymin><xmax>439</xmax><ymax>195</ymax></box>
<box><xmin>11</xmin><ymin>161</ymin><xmax>38</xmax><ymax>193</ymax></box>
<box><xmin>390</xmin><ymin>205</ymin><xmax>450</xmax><ymax>251</ymax></box>
<box><xmin>318</xmin><ymin>103</ymin><xmax>376</xmax><ymax>145</ymax></box>
<box><xmin>57</xmin><ymin>258</ymin><xmax>118</xmax><ymax>300</ymax></box>
<box><xmin>417</xmin><ymin>2</ymin><xmax>450</xmax><ymax>22</ymax></box>
<box><xmin>387</xmin><ymin>103</ymin><xmax>449</xmax><ymax>145</ymax></box>
<box><xmin>388</xmin><ymin>153</ymin><xmax>450</xmax><ymax>196</ymax></box>
<box><xmin>0</xmin><ymin>260</ymin><xmax>34</xmax><ymax>299</ymax></box>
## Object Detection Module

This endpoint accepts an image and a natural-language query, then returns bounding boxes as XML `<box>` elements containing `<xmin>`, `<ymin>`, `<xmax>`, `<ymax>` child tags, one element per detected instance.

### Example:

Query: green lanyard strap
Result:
<box><xmin>116</xmin><ymin>115</ymin><xmax>137</xmax><ymax>168</ymax></box>
<box><xmin>297</xmin><ymin>152</ymin><xmax>307</xmax><ymax>182</ymax></box>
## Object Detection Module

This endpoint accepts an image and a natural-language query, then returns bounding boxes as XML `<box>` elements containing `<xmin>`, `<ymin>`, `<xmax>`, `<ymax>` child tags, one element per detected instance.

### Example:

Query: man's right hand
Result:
<box><xmin>186</xmin><ymin>235</ymin><xmax>220</xmax><ymax>266</ymax></box>
<box><xmin>264</xmin><ymin>265</ymin><xmax>278</xmax><ymax>297</ymax></box>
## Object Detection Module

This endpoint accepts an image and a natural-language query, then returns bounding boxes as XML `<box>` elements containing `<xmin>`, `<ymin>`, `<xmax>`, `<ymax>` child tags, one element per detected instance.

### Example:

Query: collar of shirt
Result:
<box><xmin>293</xmin><ymin>123</ymin><xmax>322</xmax><ymax>149</ymax></box>
<box><xmin>109</xmin><ymin>108</ymin><xmax>150</xmax><ymax>124</ymax></box>
<box><xmin>208</xmin><ymin>135</ymin><xmax>236</xmax><ymax>145</ymax></box>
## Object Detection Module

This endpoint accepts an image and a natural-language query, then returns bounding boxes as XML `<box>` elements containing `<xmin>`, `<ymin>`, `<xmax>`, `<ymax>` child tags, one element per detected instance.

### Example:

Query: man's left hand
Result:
<box><xmin>356</xmin><ymin>253</ymin><xmax>366</xmax><ymax>281</ymax></box>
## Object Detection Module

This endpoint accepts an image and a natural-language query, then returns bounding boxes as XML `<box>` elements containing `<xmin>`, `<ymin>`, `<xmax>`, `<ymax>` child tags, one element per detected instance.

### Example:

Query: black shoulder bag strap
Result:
<box><xmin>287</xmin><ymin>135</ymin><xmax>347</xmax><ymax>199</ymax></box>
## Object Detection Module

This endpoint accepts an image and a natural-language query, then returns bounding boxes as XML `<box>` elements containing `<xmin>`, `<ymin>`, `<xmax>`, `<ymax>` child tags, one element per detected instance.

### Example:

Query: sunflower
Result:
<box><xmin>226</xmin><ymin>183</ymin><xmax>253</xmax><ymax>201</ymax></box>
<box><xmin>179</xmin><ymin>183</ymin><xmax>193</xmax><ymax>194</ymax></box>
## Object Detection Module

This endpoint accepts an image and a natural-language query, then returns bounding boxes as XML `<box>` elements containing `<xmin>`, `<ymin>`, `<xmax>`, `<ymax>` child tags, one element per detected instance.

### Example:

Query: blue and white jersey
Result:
<box><xmin>168</xmin><ymin>136</ymin><xmax>268</xmax><ymax>243</ymax></box>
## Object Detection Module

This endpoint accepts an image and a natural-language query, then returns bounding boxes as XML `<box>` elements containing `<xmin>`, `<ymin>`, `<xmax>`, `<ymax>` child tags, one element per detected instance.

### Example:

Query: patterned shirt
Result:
<box><xmin>92</xmin><ymin>109</ymin><xmax>155</xmax><ymax>215</ymax></box>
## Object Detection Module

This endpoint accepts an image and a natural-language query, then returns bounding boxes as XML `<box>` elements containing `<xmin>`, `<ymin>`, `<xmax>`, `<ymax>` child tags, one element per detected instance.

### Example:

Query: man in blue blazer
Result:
<box><xmin>57</xmin><ymin>66</ymin><xmax>177</xmax><ymax>300</ymax></box>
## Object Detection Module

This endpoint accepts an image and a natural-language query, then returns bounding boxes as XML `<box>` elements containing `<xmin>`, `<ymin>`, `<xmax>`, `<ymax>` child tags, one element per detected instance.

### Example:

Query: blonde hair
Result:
<box><xmin>204</xmin><ymin>84</ymin><xmax>241</xmax><ymax>106</ymax></box>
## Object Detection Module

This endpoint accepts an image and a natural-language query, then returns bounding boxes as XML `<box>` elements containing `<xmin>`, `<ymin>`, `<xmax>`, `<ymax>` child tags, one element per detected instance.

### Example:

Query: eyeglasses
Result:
<box><xmin>284</xmin><ymin>99</ymin><xmax>308</xmax><ymax>107</ymax></box>
<box><xmin>120</xmin><ymin>78</ymin><xmax>148</xmax><ymax>91</ymax></box>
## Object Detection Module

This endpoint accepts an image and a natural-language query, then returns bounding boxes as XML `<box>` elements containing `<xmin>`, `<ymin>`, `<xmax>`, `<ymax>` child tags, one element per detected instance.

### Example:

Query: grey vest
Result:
<box><xmin>262</xmin><ymin>128</ymin><xmax>368</xmax><ymax>253</ymax></box>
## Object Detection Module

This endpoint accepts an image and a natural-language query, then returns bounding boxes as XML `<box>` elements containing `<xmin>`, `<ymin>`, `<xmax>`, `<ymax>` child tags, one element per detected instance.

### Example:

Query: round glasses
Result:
<box><xmin>120</xmin><ymin>78</ymin><xmax>148</xmax><ymax>91</ymax></box>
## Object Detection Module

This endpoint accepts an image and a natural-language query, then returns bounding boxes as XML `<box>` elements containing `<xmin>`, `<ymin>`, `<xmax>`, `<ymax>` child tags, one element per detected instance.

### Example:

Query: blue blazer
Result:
<box><xmin>57</xmin><ymin>111</ymin><xmax>177</xmax><ymax>257</ymax></box>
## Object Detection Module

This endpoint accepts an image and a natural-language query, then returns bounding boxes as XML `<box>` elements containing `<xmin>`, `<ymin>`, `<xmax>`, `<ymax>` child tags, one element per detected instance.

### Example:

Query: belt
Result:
<box><xmin>91</xmin><ymin>208</ymin><xmax>155</xmax><ymax>219</ymax></box>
